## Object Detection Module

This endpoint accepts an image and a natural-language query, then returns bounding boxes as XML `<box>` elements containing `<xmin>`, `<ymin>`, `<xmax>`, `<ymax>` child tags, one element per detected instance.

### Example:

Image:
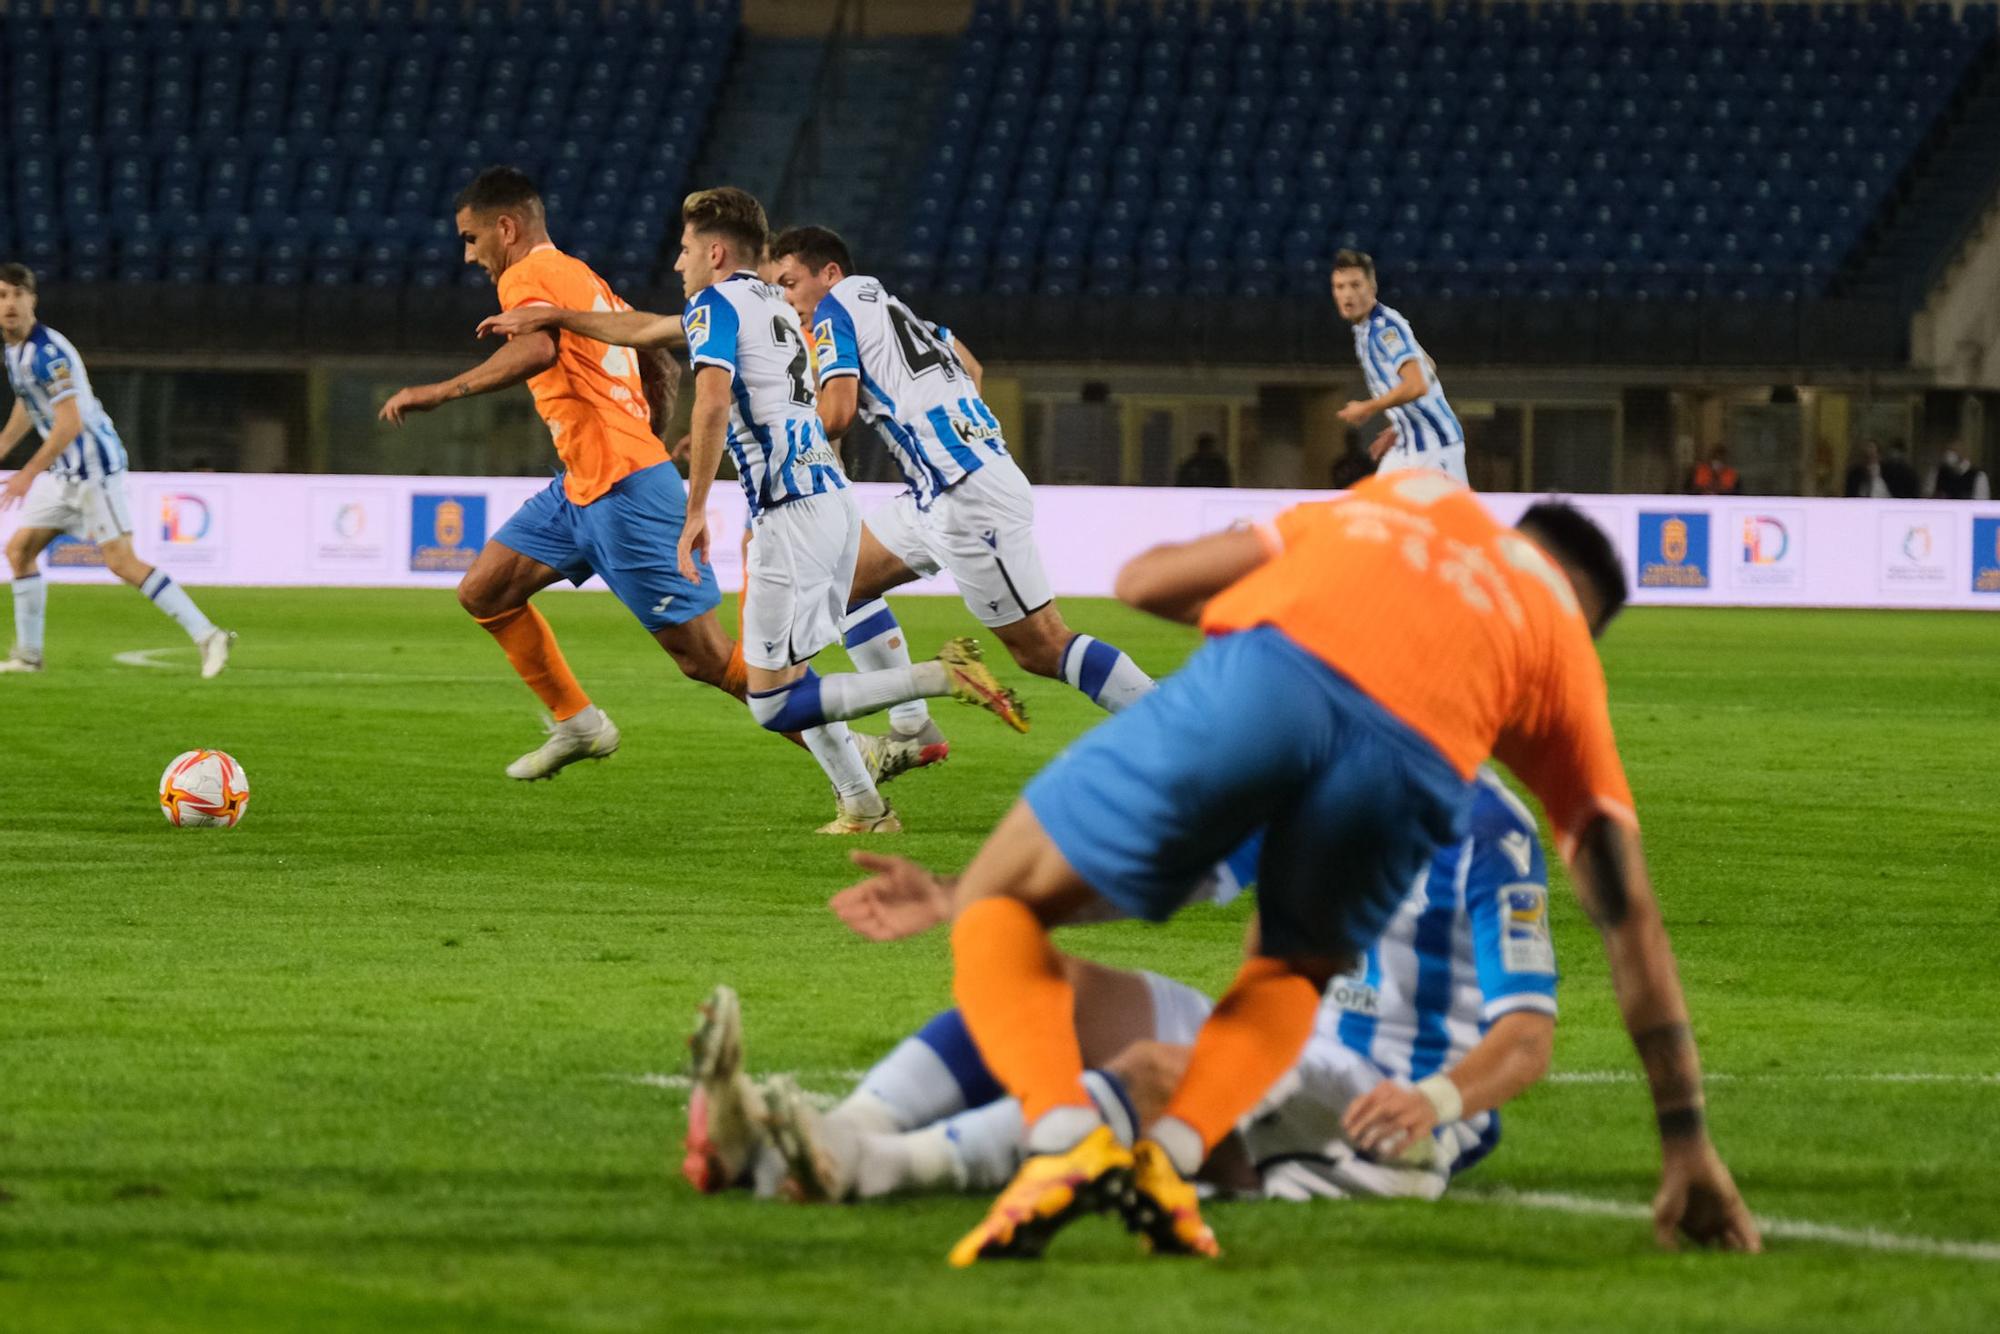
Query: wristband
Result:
<box><xmin>1415</xmin><ymin>1074</ymin><xmax>1464</xmax><ymax>1125</ymax></box>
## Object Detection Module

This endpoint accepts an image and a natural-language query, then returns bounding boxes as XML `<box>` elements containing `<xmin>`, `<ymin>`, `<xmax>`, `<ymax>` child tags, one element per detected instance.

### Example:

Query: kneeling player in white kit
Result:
<box><xmin>0</xmin><ymin>264</ymin><xmax>234</xmax><ymax>676</ymax></box>
<box><xmin>683</xmin><ymin>769</ymin><xmax>1557</xmax><ymax>1203</ymax></box>
<box><xmin>769</xmin><ymin>227</ymin><xmax>1157</xmax><ymax>775</ymax></box>
<box><xmin>672</xmin><ymin>190</ymin><xmax>1027</xmax><ymax>833</ymax></box>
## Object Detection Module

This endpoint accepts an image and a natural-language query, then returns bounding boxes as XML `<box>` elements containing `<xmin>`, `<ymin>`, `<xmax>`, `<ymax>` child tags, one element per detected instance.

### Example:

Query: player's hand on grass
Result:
<box><xmin>476</xmin><ymin>307</ymin><xmax>558</xmax><ymax>340</ymax></box>
<box><xmin>1368</xmin><ymin>427</ymin><xmax>1397</xmax><ymax>461</ymax></box>
<box><xmin>677</xmin><ymin>511</ymin><xmax>709</xmax><ymax>581</ymax></box>
<box><xmin>829</xmin><ymin>851</ymin><xmax>950</xmax><ymax>941</ymax></box>
<box><xmin>0</xmin><ymin>471</ymin><xmax>29</xmax><ymax>510</ymax></box>
<box><xmin>379</xmin><ymin>384</ymin><xmax>445</xmax><ymax>425</ymax></box>
<box><xmin>1654</xmin><ymin>1139</ymin><xmax>1762</xmax><ymax>1253</ymax></box>
<box><xmin>1338</xmin><ymin>399</ymin><xmax>1376</xmax><ymax>427</ymax></box>
<box><xmin>1341</xmin><ymin>1079</ymin><xmax>1438</xmax><ymax>1159</ymax></box>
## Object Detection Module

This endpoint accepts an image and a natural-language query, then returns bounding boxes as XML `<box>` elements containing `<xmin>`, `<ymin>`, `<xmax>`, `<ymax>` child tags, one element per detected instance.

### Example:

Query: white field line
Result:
<box><xmin>114</xmin><ymin>647</ymin><xmax>492</xmax><ymax>684</ymax></box>
<box><xmin>1547</xmin><ymin>1071</ymin><xmax>2000</xmax><ymax>1087</ymax></box>
<box><xmin>1463</xmin><ymin>1188</ymin><xmax>2000</xmax><ymax>1263</ymax></box>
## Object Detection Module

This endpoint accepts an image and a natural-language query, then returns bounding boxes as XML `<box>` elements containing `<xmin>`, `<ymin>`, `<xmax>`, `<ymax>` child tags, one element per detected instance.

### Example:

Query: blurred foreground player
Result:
<box><xmin>1</xmin><ymin>264</ymin><xmax>235</xmax><ymax>677</ymax></box>
<box><xmin>379</xmin><ymin>167</ymin><xmax>743</xmax><ymax>780</ymax></box>
<box><xmin>840</xmin><ymin>471</ymin><xmax>1757</xmax><ymax>1262</ymax></box>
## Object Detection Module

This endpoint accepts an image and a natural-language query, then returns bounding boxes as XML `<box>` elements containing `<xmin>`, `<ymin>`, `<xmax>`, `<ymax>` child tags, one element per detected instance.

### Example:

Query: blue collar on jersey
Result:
<box><xmin>719</xmin><ymin>270</ymin><xmax>758</xmax><ymax>284</ymax></box>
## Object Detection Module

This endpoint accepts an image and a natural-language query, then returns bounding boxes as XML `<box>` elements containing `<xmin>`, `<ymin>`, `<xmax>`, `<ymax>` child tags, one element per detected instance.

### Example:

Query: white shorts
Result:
<box><xmin>1376</xmin><ymin>441</ymin><xmax>1468</xmax><ymax>485</ymax></box>
<box><xmin>865</xmin><ymin>456</ymin><xmax>1053</xmax><ymax>628</ymax></box>
<box><xmin>1140</xmin><ymin>970</ymin><xmax>1214</xmax><ymax>1046</ymax></box>
<box><xmin>743</xmin><ymin>490</ymin><xmax>862</xmax><ymax>671</ymax></box>
<box><xmin>1238</xmin><ymin>1040</ymin><xmax>1490</xmax><ymax>1201</ymax></box>
<box><xmin>17</xmin><ymin>471</ymin><xmax>134</xmax><ymax>543</ymax></box>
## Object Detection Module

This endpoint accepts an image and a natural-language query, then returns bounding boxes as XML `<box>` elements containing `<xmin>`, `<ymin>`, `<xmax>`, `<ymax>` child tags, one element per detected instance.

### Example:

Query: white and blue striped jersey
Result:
<box><xmin>810</xmin><ymin>275</ymin><xmax>1007</xmax><ymax>508</ymax></box>
<box><xmin>1330</xmin><ymin>769</ymin><xmax>1557</xmax><ymax>1083</ymax></box>
<box><xmin>684</xmin><ymin>271</ymin><xmax>847</xmax><ymax>518</ymax></box>
<box><xmin>3</xmin><ymin>323</ymin><xmax>127</xmax><ymax>481</ymax></box>
<box><xmin>1352</xmin><ymin>302</ymin><xmax>1464</xmax><ymax>457</ymax></box>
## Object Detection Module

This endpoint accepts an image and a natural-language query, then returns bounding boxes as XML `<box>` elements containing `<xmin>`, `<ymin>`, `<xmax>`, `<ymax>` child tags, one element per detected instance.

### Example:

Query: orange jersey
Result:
<box><xmin>496</xmin><ymin>245</ymin><xmax>665</xmax><ymax>505</ymax></box>
<box><xmin>1200</xmin><ymin>472</ymin><xmax>1635</xmax><ymax>856</ymax></box>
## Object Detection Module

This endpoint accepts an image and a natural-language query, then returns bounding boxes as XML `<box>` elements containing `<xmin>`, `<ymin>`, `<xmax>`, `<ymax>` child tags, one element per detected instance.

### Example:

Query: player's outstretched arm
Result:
<box><xmin>1569</xmin><ymin>817</ymin><xmax>1762</xmax><ymax>1253</ymax></box>
<box><xmin>1341</xmin><ymin>1010</ymin><xmax>1554</xmax><ymax>1160</ymax></box>
<box><xmin>477</xmin><ymin>305</ymin><xmax>685</xmax><ymax>350</ymax></box>
<box><xmin>379</xmin><ymin>332</ymin><xmax>558</xmax><ymax>425</ymax></box>
<box><xmin>0</xmin><ymin>398</ymin><xmax>82</xmax><ymax>510</ymax></box>
<box><xmin>1114</xmin><ymin>526</ymin><xmax>1275</xmax><ymax>624</ymax></box>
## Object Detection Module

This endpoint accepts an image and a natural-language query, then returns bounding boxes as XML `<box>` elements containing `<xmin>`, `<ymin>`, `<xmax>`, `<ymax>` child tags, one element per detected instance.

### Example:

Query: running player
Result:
<box><xmin>1331</xmin><ymin>249</ymin><xmax>1469</xmax><ymax>483</ymax></box>
<box><xmin>672</xmin><ymin>188</ymin><xmax>1025</xmax><ymax>833</ymax></box>
<box><xmin>769</xmin><ymin>226</ymin><xmax>1155</xmax><ymax>772</ymax></box>
<box><xmin>379</xmin><ymin>167</ymin><xmax>746</xmax><ymax>779</ymax></box>
<box><xmin>686</xmin><ymin>770</ymin><xmax>1559</xmax><ymax>1207</ymax></box>
<box><xmin>1</xmin><ymin>264</ymin><xmax>235</xmax><ymax>676</ymax></box>
<box><xmin>837</xmin><ymin>471</ymin><xmax>1758</xmax><ymax>1262</ymax></box>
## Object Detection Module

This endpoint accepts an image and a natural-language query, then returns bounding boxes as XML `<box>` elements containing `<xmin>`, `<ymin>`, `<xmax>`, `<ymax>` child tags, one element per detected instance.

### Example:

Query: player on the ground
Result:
<box><xmin>0</xmin><ymin>264</ymin><xmax>235</xmax><ymax>677</ymax></box>
<box><xmin>671</xmin><ymin>188</ymin><xmax>1026</xmax><ymax>833</ymax></box>
<box><xmin>1331</xmin><ymin>249</ymin><xmax>1469</xmax><ymax>484</ymax></box>
<box><xmin>378</xmin><ymin>166</ymin><xmax>750</xmax><ymax>780</ymax></box>
<box><xmin>769</xmin><ymin>226</ymin><xmax>1156</xmax><ymax>772</ymax></box>
<box><xmin>831</xmin><ymin>471</ymin><xmax>1759</xmax><ymax>1263</ymax></box>
<box><xmin>684</xmin><ymin>769</ymin><xmax>1559</xmax><ymax>1206</ymax></box>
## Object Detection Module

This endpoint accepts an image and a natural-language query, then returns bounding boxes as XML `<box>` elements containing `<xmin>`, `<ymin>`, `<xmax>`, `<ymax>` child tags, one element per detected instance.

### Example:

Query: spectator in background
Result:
<box><xmin>1329</xmin><ymin>430</ymin><xmax>1375</xmax><ymax>489</ymax></box>
<box><xmin>1845</xmin><ymin>440</ymin><xmax>1890</xmax><ymax>498</ymax></box>
<box><xmin>1929</xmin><ymin>444</ymin><xmax>1992</xmax><ymax>500</ymax></box>
<box><xmin>1174</xmin><ymin>433</ymin><xmax>1233</xmax><ymax>488</ymax></box>
<box><xmin>1882</xmin><ymin>439</ymin><xmax>1921</xmax><ymax>498</ymax></box>
<box><xmin>1686</xmin><ymin>444</ymin><xmax>1740</xmax><ymax>495</ymax></box>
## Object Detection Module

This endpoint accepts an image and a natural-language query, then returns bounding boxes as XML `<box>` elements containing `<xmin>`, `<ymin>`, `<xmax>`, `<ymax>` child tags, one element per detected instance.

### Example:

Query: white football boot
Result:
<box><xmin>851</xmin><ymin>721</ymin><xmax>951</xmax><ymax>786</ymax></box>
<box><xmin>815</xmin><ymin>794</ymin><xmax>902</xmax><ymax>835</ymax></box>
<box><xmin>199</xmin><ymin>628</ymin><xmax>236</xmax><ymax>679</ymax></box>
<box><xmin>504</xmin><ymin>707</ymin><xmax>620</xmax><ymax>780</ymax></box>
<box><xmin>763</xmin><ymin>1073</ymin><xmax>861</xmax><ymax>1202</ymax></box>
<box><xmin>682</xmin><ymin>985</ymin><xmax>772</xmax><ymax>1194</ymax></box>
<box><xmin>0</xmin><ymin>649</ymin><xmax>44</xmax><ymax>673</ymax></box>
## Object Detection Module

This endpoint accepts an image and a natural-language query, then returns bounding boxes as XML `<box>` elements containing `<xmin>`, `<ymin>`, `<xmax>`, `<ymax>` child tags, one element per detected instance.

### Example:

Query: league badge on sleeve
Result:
<box><xmin>684</xmin><ymin>303</ymin><xmax>711</xmax><ymax>351</ymax></box>
<box><xmin>1500</xmin><ymin>884</ymin><xmax>1556</xmax><ymax>974</ymax></box>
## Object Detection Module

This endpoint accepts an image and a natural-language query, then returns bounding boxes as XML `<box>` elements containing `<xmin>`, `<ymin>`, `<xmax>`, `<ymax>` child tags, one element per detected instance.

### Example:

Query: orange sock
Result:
<box><xmin>951</xmin><ymin>897</ymin><xmax>1093</xmax><ymax>1127</ymax></box>
<box><xmin>1160</xmin><ymin>956</ymin><xmax>1322</xmax><ymax>1153</ymax></box>
<box><xmin>721</xmin><ymin>639</ymin><xmax>748</xmax><ymax>700</ymax></box>
<box><xmin>474</xmin><ymin>605</ymin><xmax>590</xmax><ymax>722</ymax></box>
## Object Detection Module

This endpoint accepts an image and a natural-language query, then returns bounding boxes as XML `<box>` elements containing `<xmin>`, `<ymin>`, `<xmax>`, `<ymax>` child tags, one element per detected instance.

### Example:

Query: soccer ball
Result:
<box><xmin>159</xmin><ymin>750</ymin><xmax>250</xmax><ymax>828</ymax></box>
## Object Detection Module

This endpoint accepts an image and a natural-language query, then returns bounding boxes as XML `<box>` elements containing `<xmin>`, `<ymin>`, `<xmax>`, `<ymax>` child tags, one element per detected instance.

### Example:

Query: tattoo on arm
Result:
<box><xmin>1574</xmin><ymin>818</ymin><xmax>1631</xmax><ymax>928</ymax></box>
<box><xmin>1633</xmin><ymin>1021</ymin><xmax>1704</xmax><ymax>1120</ymax></box>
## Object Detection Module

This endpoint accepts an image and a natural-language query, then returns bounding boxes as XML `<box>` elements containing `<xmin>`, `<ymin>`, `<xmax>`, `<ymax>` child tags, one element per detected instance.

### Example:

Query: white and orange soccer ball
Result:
<box><xmin>159</xmin><ymin>749</ymin><xmax>250</xmax><ymax>828</ymax></box>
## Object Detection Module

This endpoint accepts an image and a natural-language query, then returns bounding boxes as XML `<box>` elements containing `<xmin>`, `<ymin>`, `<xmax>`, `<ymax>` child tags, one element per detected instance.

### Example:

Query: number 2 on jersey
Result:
<box><xmin>770</xmin><ymin>317</ymin><xmax>814</xmax><ymax>407</ymax></box>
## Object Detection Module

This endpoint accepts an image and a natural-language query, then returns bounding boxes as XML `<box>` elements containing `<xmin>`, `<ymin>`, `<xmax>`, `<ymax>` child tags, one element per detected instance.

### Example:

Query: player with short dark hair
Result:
<box><xmin>672</xmin><ymin>188</ymin><xmax>1027</xmax><ymax>833</ymax></box>
<box><xmin>1</xmin><ymin>264</ymin><xmax>235</xmax><ymax>676</ymax></box>
<box><xmin>1331</xmin><ymin>250</ymin><xmax>1469</xmax><ymax>483</ymax></box>
<box><xmin>378</xmin><ymin>166</ymin><xmax>743</xmax><ymax>780</ymax></box>
<box><xmin>831</xmin><ymin>471</ymin><xmax>1758</xmax><ymax>1264</ymax></box>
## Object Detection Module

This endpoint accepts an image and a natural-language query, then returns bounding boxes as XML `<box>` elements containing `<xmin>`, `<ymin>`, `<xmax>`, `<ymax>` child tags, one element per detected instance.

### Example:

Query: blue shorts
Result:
<box><xmin>1024</xmin><ymin>626</ymin><xmax>1472</xmax><ymax>962</ymax></box>
<box><xmin>494</xmin><ymin>463</ymin><xmax>721</xmax><ymax>631</ymax></box>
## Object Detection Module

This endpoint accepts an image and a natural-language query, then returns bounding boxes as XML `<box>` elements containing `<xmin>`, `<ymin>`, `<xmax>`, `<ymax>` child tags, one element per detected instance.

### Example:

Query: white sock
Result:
<box><xmin>815</xmin><ymin>661</ymin><xmax>950</xmax><ymax>722</ymax></box>
<box><xmin>558</xmin><ymin>704</ymin><xmax>604</xmax><ymax>733</ymax></box>
<box><xmin>1025</xmin><ymin>1104</ymin><xmax>1102</xmax><ymax>1155</ymax></box>
<box><xmin>932</xmin><ymin>1100</ymin><xmax>1027</xmax><ymax>1192</ymax></box>
<box><xmin>854</xmin><ymin>1124</ymin><xmax>967</xmax><ymax>1198</ymax></box>
<box><xmin>803</xmin><ymin>722</ymin><xmax>880</xmax><ymax>805</ymax></box>
<box><xmin>843</xmin><ymin>598</ymin><xmax>931</xmax><ymax>735</ymax></box>
<box><xmin>1058</xmin><ymin>634</ymin><xmax>1155</xmax><ymax>713</ymax></box>
<box><xmin>139</xmin><ymin>570</ymin><xmax>216</xmax><ymax>643</ymax></box>
<box><xmin>844</xmin><ymin>1037</ymin><xmax>967</xmax><ymax>1132</ymax></box>
<box><xmin>12</xmin><ymin>574</ymin><xmax>46</xmax><ymax>657</ymax></box>
<box><xmin>1148</xmin><ymin>1115</ymin><xmax>1206</xmax><ymax>1176</ymax></box>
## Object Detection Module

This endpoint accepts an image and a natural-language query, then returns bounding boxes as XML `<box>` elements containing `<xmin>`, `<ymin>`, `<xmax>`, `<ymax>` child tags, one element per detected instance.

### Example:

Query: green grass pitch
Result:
<box><xmin>2</xmin><ymin>587</ymin><xmax>1996</xmax><ymax>1332</ymax></box>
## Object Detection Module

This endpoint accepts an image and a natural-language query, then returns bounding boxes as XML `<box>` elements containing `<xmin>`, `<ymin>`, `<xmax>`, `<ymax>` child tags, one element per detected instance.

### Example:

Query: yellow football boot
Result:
<box><xmin>947</xmin><ymin>1124</ymin><xmax>1130</xmax><ymax>1267</ymax></box>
